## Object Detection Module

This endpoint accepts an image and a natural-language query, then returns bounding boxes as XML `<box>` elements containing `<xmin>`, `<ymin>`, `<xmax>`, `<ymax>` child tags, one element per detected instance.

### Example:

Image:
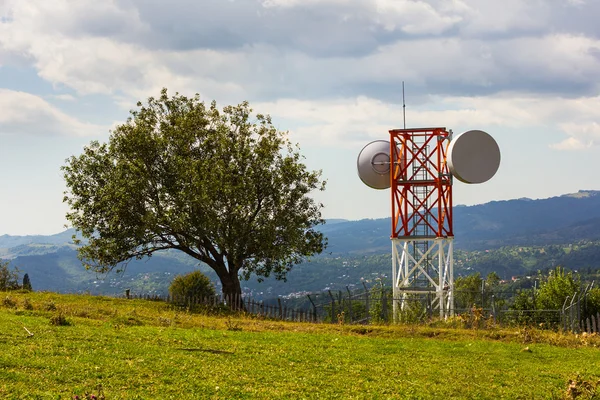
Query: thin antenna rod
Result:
<box><xmin>402</xmin><ymin>81</ymin><xmax>406</xmax><ymax>129</ymax></box>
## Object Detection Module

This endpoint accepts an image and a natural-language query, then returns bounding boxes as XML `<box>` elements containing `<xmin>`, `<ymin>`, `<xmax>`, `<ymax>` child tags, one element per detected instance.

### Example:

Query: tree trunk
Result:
<box><xmin>219</xmin><ymin>270</ymin><xmax>244</xmax><ymax>310</ymax></box>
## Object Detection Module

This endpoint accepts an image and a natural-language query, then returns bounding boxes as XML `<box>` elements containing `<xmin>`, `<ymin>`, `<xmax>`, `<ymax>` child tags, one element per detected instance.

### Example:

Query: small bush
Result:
<box><xmin>22</xmin><ymin>298</ymin><xmax>34</xmax><ymax>310</ymax></box>
<box><xmin>169</xmin><ymin>270</ymin><xmax>216</xmax><ymax>308</ymax></box>
<box><xmin>2</xmin><ymin>296</ymin><xmax>16</xmax><ymax>308</ymax></box>
<box><xmin>518</xmin><ymin>326</ymin><xmax>542</xmax><ymax>344</ymax></box>
<box><xmin>50</xmin><ymin>313</ymin><xmax>72</xmax><ymax>326</ymax></box>
<box><xmin>462</xmin><ymin>306</ymin><xmax>486</xmax><ymax>329</ymax></box>
<box><xmin>45</xmin><ymin>301</ymin><xmax>57</xmax><ymax>311</ymax></box>
<box><xmin>73</xmin><ymin>309</ymin><xmax>90</xmax><ymax>318</ymax></box>
<box><xmin>111</xmin><ymin>314</ymin><xmax>144</xmax><ymax>327</ymax></box>
<box><xmin>73</xmin><ymin>384</ymin><xmax>105</xmax><ymax>400</ymax></box>
<box><xmin>562</xmin><ymin>375</ymin><xmax>600</xmax><ymax>400</ymax></box>
<box><xmin>225</xmin><ymin>317</ymin><xmax>242</xmax><ymax>331</ymax></box>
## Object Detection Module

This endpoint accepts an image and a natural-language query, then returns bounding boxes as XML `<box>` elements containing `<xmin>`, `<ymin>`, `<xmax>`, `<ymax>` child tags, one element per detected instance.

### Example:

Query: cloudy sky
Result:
<box><xmin>1</xmin><ymin>0</ymin><xmax>599</xmax><ymax>235</ymax></box>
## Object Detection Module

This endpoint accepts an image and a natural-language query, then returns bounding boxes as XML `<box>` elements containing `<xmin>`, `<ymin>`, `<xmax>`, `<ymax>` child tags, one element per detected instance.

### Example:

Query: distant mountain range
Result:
<box><xmin>318</xmin><ymin>189</ymin><xmax>600</xmax><ymax>253</ymax></box>
<box><xmin>3</xmin><ymin>190</ymin><xmax>600</xmax><ymax>298</ymax></box>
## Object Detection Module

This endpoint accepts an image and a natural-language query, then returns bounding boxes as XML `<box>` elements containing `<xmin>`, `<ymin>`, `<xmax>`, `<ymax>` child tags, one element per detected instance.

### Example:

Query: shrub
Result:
<box><xmin>562</xmin><ymin>375</ymin><xmax>600</xmax><ymax>400</ymax></box>
<box><xmin>73</xmin><ymin>384</ymin><xmax>105</xmax><ymax>400</ymax></box>
<box><xmin>22</xmin><ymin>298</ymin><xmax>33</xmax><ymax>310</ymax></box>
<box><xmin>2</xmin><ymin>296</ymin><xmax>16</xmax><ymax>308</ymax></box>
<box><xmin>50</xmin><ymin>313</ymin><xmax>72</xmax><ymax>326</ymax></box>
<box><xmin>169</xmin><ymin>270</ymin><xmax>216</xmax><ymax>305</ymax></box>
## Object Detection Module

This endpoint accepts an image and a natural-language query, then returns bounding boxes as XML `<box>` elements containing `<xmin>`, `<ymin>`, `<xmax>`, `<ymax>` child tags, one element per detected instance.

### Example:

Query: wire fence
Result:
<box><xmin>120</xmin><ymin>283</ymin><xmax>600</xmax><ymax>333</ymax></box>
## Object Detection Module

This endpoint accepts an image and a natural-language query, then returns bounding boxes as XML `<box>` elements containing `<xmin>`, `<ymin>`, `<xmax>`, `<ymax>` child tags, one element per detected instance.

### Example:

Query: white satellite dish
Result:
<box><xmin>447</xmin><ymin>130</ymin><xmax>500</xmax><ymax>184</ymax></box>
<box><xmin>357</xmin><ymin>140</ymin><xmax>392</xmax><ymax>189</ymax></box>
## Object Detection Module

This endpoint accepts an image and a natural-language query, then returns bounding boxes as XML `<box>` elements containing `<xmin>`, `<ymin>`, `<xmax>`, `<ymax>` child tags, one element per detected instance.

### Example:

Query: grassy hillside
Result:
<box><xmin>1</xmin><ymin>291</ymin><xmax>599</xmax><ymax>399</ymax></box>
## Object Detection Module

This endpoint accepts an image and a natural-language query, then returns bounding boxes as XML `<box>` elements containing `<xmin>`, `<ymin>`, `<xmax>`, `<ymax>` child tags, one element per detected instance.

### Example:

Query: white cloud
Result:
<box><xmin>0</xmin><ymin>89</ymin><xmax>107</xmax><ymax>136</ymax></box>
<box><xmin>551</xmin><ymin>122</ymin><xmax>600</xmax><ymax>150</ymax></box>
<box><xmin>49</xmin><ymin>94</ymin><xmax>76</xmax><ymax>101</ymax></box>
<box><xmin>1</xmin><ymin>0</ymin><xmax>599</xmax><ymax>103</ymax></box>
<box><xmin>551</xmin><ymin>137</ymin><xmax>591</xmax><ymax>150</ymax></box>
<box><xmin>261</xmin><ymin>0</ymin><xmax>351</xmax><ymax>7</ymax></box>
<box><xmin>373</xmin><ymin>0</ymin><xmax>466</xmax><ymax>34</ymax></box>
<box><xmin>256</xmin><ymin>94</ymin><xmax>600</xmax><ymax>150</ymax></box>
<box><xmin>0</xmin><ymin>0</ymin><xmax>599</xmax><ymax>151</ymax></box>
<box><xmin>0</xmin><ymin>0</ymin><xmax>600</xmax><ymax>235</ymax></box>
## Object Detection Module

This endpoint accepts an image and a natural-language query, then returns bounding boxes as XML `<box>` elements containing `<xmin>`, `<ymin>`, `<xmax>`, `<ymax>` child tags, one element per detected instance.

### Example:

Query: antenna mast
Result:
<box><xmin>402</xmin><ymin>81</ymin><xmax>406</xmax><ymax>129</ymax></box>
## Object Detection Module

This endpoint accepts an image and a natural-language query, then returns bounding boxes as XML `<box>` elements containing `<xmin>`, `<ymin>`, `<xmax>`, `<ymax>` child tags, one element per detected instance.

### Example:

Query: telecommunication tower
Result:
<box><xmin>357</xmin><ymin>126</ymin><xmax>500</xmax><ymax>320</ymax></box>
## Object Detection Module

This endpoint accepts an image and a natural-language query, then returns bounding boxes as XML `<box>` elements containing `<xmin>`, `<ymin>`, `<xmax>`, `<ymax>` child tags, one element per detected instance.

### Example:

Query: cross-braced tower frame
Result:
<box><xmin>389</xmin><ymin>128</ymin><xmax>454</xmax><ymax>320</ymax></box>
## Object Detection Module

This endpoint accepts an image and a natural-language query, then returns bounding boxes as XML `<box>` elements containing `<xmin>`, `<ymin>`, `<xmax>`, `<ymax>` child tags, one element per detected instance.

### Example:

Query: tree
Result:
<box><xmin>22</xmin><ymin>273</ymin><xmax>32</xmax><ymax>291</ymax></box>
<box><xmin>536</xmin><ymin>266</ymin><xmax>578</xmax><ymax>310</ymax></box>
<box><xmin>509</xmin><ymin>289</ymin><xmax>536</xmax><ymax>325</ymax></box>
<box><xmin>62</xmin><ymin>89</ymin><xmax>326</xmax><ymax>299</ymax></box>
<box><xmin>0</xmin><ymin>260</ymin><xmax>19</xmax><ymax>291</ymax></box>
<box><xmin>511</xmin><ymin>289</ymin><xmax>535</xmax><ymax>311</ymax></box>
<box><xmin>585</xmin><ymin>288</ymin><xmax>600</xmax><ymax>319</ymax></box>
<box><xmin>485</xmin><ymin>271</ymin><xmax>501</xmax><ymax>289</ymax></box>
<box><xmin>454</xmin><ymin>272</ymin><xmax>482</xmax><ymax>310</ymax></box>
<box><xmin>169</xmin><ymin>270</ymin><xmax>215</xmax><ymax>301</ymax></box>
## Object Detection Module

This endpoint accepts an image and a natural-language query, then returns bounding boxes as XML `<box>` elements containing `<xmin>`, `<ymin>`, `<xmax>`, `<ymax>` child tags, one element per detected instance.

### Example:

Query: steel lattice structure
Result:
<box><xmin>389</xmin><ymin>127</ymin><xmax>454</xmax><ymax>319</ymax></box>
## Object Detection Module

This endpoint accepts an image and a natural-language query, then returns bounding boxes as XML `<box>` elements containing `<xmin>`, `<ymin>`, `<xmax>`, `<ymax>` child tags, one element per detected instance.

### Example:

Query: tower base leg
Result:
<box><xmin>392</xmin><ymin>237</ymin><xmax>454</xmax><ymax>322</ymax></box>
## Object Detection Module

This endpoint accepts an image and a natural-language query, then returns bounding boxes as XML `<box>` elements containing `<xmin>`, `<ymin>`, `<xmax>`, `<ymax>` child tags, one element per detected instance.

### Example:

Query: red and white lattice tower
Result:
<box><xmin>390</xmin><ymin>127</ymin><xmax>454</xmax><ymax>319</ymax></box>
<box><xmin>358</xmin><ymin>127</ymin><xmax>500</xmax><ymax>320</ymax></box>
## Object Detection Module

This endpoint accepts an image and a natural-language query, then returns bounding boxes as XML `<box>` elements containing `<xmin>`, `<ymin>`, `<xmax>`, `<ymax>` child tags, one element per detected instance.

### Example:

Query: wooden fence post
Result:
<box><xmin>382</xmin><ymin>289</ymin><xmax>388</xmax><ymax>322</ymax></box>
<box><xmin>277</xmin><ymin>298</ymin><xmax>283</xmax><ymax>320</ymax></box>
<box><xmin>363</xmin><ymin>282</ymin><xmax>370</xmax><ymax>322</ymax></box>
<box><xmin>570</xmin><ymin>296</ymin><xmax>576</xmax><ymax>332</ymax></box>
<box><xmin>307</xmin><ymin>295</ymin><xmax>318</xmax><ymax>323</ymax></box>
<box><xmin>346</xmin><ymin>287</ymin><xmax>353</xmax><ymax>323</ymax></box>
<box><xmin>576</xmin><ymin>295</ymin><xmax>581</xmax><ymax>333</ymax></box>
<box><xmin>328</xmin><ymin>290</ymin><xmax>336</xmax><ymax>324</ymax></box>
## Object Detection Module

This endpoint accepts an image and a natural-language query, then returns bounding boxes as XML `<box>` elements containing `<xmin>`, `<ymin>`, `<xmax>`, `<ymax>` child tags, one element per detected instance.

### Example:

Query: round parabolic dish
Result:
<box><xmin>447</xmin><ymin>130</ymin><xmax>501</xmax><ymax>184</ymax></box>
<box><xmin>357</xmin><ymin>140</ymin><xmax>392</xmax><ymax>189</ymax></box>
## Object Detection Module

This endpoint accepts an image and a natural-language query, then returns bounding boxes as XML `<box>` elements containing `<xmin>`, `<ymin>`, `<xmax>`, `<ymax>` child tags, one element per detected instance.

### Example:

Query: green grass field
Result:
<box><xmin>1</xmin><ymin>291</ymin><xmax>599</xmax><ymax>399</ymax></box>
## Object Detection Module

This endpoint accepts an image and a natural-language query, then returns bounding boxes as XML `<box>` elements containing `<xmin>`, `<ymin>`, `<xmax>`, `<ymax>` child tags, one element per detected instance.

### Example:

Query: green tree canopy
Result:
<box><xmin>62</xmin><ymin>89</ymin><xmax>327</xmax><ymax>298</ymax></box>
<box><xmin>454</xmin><ymin>272</ymin><xmax>482</xmax><ymax>310</ymax></box>
<box><xmin>586</xmin><ymin>287</ymin><xmax>600</xmax><ymax>318</ymax></box>
<box><xmin>536</xmin><ymin>266</ymin><xmax>579</xmax><ymax>310</ymax></box>
<box><xmin>0</xmin><ymin>260</ymin><xmax>19</xmax><ymax>291</ymax></box>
